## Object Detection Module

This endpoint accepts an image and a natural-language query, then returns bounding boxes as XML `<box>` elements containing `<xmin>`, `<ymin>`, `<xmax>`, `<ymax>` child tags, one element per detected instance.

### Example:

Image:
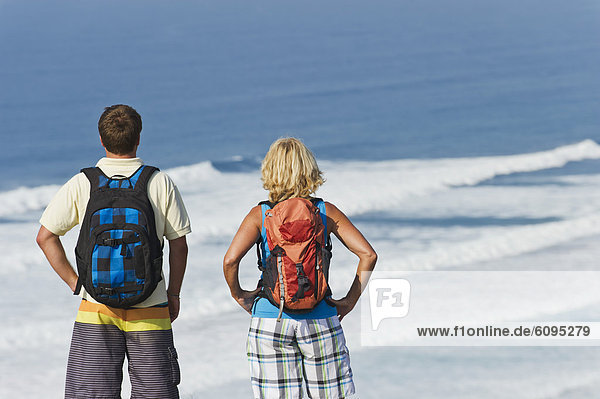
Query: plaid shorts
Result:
<box><xmin>247</xmin><ymin>316</ymin><xmax>355</xmax><ymax>399</ymax></box>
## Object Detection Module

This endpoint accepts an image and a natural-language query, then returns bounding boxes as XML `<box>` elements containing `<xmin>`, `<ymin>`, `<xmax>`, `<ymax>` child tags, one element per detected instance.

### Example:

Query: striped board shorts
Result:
<box><xmin>65</xmin><ymin>300</ymin><xmax>180</xmax><ymax>399</ymax></box>
<box><xmin>247</xmin><ymin>316</ymin><xmax>355</xmax><ymax>399</ymax></box>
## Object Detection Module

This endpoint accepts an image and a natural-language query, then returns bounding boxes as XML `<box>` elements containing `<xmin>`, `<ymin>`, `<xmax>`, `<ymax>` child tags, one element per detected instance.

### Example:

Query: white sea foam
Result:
<box><xmin>0</xmin><ymin>184</ymin><xmax>62</xmax><ymax>218</ymax></box>
<box><xmin>319</xmin><ymin>139</ymin><xmax>600</xmax><ymax>214</ymax></box>
<box><xmin>2</xmin><ymin>140</ymin><xmax>599</xmax><ymax>225</ymax></box>
<box><xmin>371</xmin><ymin>212</ymin><xmax>600</xmax><ymax>271</ymax></box>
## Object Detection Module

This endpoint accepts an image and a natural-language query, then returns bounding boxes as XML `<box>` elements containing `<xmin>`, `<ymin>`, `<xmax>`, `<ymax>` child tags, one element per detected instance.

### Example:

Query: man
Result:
<box><xmin>36</xmin><ymin>104</ymin><xmax>191</xmax><ymax>399</ymax></box>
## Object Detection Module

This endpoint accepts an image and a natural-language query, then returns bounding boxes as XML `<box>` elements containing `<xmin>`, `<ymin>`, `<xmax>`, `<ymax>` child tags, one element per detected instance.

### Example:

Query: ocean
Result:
<box><xmin>1</xmin><ymin>0</ymin><xmax>600</xmax><ymax>397</ymax></box>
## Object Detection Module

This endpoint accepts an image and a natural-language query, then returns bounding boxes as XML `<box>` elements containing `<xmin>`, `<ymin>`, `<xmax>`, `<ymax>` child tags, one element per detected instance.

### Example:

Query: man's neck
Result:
<box><xmin>105</xmin><ymin>150</ymin><xmax>137</xmax><ymax>159</ymax></box>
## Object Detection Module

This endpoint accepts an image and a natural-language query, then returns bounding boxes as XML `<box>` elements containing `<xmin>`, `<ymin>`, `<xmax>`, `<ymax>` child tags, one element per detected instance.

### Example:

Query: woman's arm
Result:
<box><xmin>325</xmin><ymin>202</ymin><xmax>377</xmax><ymax>320</ymax></box>
<box><xmin>223</xmin><ymin>205</ymin><xmax>263</xmax><ymax>313</ymax></box>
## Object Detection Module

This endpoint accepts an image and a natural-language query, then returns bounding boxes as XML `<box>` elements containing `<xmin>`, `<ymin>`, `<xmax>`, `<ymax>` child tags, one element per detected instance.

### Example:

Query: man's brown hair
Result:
<box><xmin>98</xmin><ymin>104</ymin><xmax>142</xmax><ymax>155</ymax></box>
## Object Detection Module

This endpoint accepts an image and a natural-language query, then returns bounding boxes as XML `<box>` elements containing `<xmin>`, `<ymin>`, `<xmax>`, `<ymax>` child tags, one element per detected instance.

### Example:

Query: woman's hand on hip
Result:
<box><xmin>235</xmin><ymin>287</ymin><xmax>262</xmax><ymax>314</ymax></box>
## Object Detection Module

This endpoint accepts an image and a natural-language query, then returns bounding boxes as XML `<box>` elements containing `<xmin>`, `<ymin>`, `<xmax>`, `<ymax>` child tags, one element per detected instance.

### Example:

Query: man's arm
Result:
<box><xmin>36</xmin><ymin>226</ymin><xmax>78</xmax><ymax>292</ymax></box>
<box><xmin>166</xmin><ymin>235</ymin><xmax>188</xmax><ymax>322</ymax></box>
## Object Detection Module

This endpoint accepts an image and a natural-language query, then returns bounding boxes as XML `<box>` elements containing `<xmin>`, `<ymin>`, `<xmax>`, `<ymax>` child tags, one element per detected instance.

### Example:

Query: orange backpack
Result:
<box><xmin>257</xmin><ymin>197</ymin><xmax>332</xmax><ymax>320</ymax></box>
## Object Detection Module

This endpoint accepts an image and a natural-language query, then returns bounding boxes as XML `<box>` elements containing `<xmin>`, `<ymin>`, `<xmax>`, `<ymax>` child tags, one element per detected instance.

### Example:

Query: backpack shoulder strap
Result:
<box><xmin>132</xmin><ymin>165</ymin><xmax>159</xmax><ymax>193</ymax></box>
<box><xmin>255</xmin><ymin>200</ymin><xmax>275</xmax><ymax>267</ymax></box>
<box><xmin>74</xmin><ymin>166</ymin><xmax>103</xmax><ymax>295</ymax></box>
<box><xmin>80</xmin><ymin>167</ymin><xmax>104</xmax><ymax>193</ymax></box>
<box><xmin>258</xmin><ymin>200</ymin><xmax>275</xmax><ymax>208</ymax></box>
<box><xmin>257</xmin><ymin>200</ymin><xmax>274</xmax><ymax>244</ymax></box>
<box><xmin>310</xmin><ymin>198</ymin><xmax>329</xmax><ymax>247</ymax></box>
<box><xmin>309</xmin><ymin>197</ymin><xmax>323</xmax><ymax>206</ymax></box>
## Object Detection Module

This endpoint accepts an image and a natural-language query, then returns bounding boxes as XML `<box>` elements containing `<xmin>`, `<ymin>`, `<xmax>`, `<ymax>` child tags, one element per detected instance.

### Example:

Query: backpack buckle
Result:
<box><xmin>103</xmin><ymin>238</ymin><xmax>120</xmax><ymax>247</ymax></box>
<box><xmin>291</xmin><ymin>263</ymin><xmax>312</xmax><ymax>302</ymax></box>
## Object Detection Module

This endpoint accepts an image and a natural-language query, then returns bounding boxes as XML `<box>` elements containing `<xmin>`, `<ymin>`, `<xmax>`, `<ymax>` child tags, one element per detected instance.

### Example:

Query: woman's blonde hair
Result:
<box><xmin>261</xmin><ymin>137</ymin><xmax>324</xmax><ymax>203</ymax></box>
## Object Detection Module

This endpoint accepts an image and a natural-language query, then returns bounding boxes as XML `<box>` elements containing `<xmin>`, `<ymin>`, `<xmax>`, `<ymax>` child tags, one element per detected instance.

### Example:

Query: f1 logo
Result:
<box><xmin>368</xmin><ymin>278</ymin><xmax>411</xmax><ymax>330</ymax></box>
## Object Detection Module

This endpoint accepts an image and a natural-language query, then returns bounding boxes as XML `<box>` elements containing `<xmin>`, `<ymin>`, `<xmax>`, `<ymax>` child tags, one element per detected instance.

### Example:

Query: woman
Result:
<box><xmin>223</xmin><ymin>137</ymin><xmax>377</xmax><ymax>399</ymax></box>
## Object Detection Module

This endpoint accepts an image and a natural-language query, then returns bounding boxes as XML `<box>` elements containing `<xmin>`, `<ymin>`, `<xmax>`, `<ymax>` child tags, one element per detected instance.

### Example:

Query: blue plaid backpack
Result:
<box><xmin>73</xmin><ymin>165</ymin><xmax>163</xmax><ymax>308</ymax></box>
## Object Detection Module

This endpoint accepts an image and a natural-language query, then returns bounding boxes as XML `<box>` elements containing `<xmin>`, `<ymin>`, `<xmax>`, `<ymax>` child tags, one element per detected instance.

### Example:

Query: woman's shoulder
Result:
<box><xmin>246</xmin><ymin>204</ymin><xmax>265</xmax><ymax>225</ymax></box>
<box><xmin>249</xmin><ymin>204</ymin><xmax>263</xmax><ymax>216</ymax></box>
<box><xmin>323</xmin><ymin>201</ymin><xmax>342</xmax><ymax>217</ymax></box>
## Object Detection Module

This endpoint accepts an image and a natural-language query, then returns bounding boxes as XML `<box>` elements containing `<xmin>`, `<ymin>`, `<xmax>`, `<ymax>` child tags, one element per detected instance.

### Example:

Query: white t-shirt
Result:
<box><xmin>40</xmin><ymin>157</ymin><xmax>192</xmax><ymax>307</ymax></box>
